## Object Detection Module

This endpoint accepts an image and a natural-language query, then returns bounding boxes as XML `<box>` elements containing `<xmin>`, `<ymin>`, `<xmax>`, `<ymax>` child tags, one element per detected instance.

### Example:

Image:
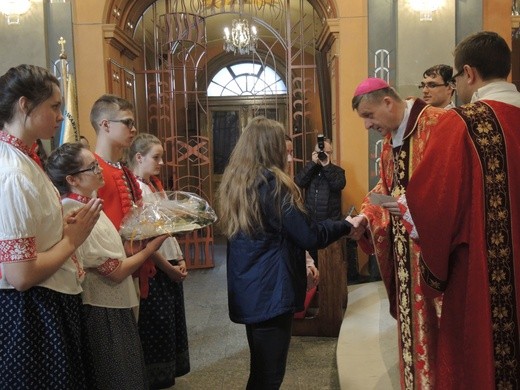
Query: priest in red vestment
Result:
<box><xmin>349</xmin><ymin>78</ymin><xmax>445</xmax><ymax>389</ymax></box>
<box><xmin>401</xmin><ymin>31</ymin><xmax>520</xmax><ymax>389</ymax></box>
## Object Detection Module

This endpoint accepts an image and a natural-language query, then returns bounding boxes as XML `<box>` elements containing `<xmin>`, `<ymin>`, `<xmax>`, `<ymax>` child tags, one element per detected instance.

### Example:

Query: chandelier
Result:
<box><xmin>408</xmin><ymin>0</ymin><xmax>443</xmax><ymax>21</ymax></box>
<box><xmin>223</xmin><ymin>18</ymin><xmax>258</xmax><ymax>55</ymax></box>
<box><xmin>0</xmin><ymin>0</ymin><xmax>31</xmax><ymax>25</ymax></box>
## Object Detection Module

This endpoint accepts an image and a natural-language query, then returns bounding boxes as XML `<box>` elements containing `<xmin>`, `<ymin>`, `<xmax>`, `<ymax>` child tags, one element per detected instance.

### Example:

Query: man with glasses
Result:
<box><xmin>399</xmin><ymin>31</ymin><xmax>520</xmax><ymax>388</ymax></box>
<box><xmin>418</xmin><ymin>64</ymin><xmax>455</xmax><ymax>109</ymax></box>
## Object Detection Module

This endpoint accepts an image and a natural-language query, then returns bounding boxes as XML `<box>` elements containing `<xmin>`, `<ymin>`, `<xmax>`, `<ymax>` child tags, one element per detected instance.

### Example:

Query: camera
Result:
<box><xmin>317</xmin><ymin>134</ymin><xmax>327</xmax><ymax>161</ymax></box>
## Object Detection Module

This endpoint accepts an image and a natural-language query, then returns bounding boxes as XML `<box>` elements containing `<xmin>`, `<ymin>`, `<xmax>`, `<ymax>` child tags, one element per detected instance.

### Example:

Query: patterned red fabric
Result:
<box><xmin>406</xmin><ymin>101</ymin><xmax>520</xmax><ymax>389</ymax></box>
<box><xmin>149</xmin><ymin>175</ymin><xmax>164</xmax><ymax>192</ymax></box>
<box><xmin>132</xmin><ymin>258</ymin><xmax>157</xmax><ymax>299</ymax></box>
<box><xmin>0</xmin><ymin>237</ymin><xmax>37</xmax><ymax>263</ymax></box>
<box><xmin>95</xmin><ymin>155</ymin><xmax>142</xmax><ymax>230</ymax></box>
<box><xmin>96</xmin><ymin>258</ymin><xmax>121</xmax><ymax>276</ymax></box>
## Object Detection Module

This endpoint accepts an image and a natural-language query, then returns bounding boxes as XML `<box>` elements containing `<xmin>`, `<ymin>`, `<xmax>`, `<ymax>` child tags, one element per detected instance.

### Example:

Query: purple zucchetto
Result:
<box><xmin>353</xmin><ymin>78</ymin><xmax>390</xmax><ymax>97</ymax></box>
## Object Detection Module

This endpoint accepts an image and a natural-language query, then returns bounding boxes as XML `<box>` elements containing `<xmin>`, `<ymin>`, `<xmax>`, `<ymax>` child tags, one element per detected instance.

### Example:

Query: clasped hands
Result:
<box><xmin>345</xmin><ymin>199</ymin><xmax>403</xmax><ymax>241</ymax></box>
<box><xmin>345</xmin><ymin>215</ymin><xmax>368</xmax><ymax>241</ymax></box>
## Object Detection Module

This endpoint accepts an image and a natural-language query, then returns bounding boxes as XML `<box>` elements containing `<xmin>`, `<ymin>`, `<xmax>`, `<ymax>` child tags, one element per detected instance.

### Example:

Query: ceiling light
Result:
<box><xmin>223</xmin><ymin>18</ymin><xmax>258</xmax><ymax>55</ymax></box>
<box><xmin>0</xmin><ymin>0</ymin><xmax>31</xmax><ymax>25</ymax></box>
<box><xmin>408</xmin><ymin>0</ymin><xmax>443</xmax><ymax>21</ymax></box>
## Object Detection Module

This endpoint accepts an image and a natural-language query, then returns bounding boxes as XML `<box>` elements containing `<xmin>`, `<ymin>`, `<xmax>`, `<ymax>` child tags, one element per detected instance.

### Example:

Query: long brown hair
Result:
<box><xmin>217</xmin><ymin>116</ymin><xmax>304</xmax><ymax>238</ymax></box>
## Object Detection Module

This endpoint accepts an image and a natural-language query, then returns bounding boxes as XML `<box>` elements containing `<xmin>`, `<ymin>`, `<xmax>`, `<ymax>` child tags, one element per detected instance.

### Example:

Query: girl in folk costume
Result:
<box><xmin>45</xmin><ymin>142</ymin><xmax>167</xmax><ymax>390</ymax></box>
<box><xmin>0</xmin><ymin>65</ymin><xmax>102</xmax><ymax>388</ymax></box>
<box><xmin>127</xmin><ymin>133</ymin><xmax>190</xmax><ymax>389</ymax></box>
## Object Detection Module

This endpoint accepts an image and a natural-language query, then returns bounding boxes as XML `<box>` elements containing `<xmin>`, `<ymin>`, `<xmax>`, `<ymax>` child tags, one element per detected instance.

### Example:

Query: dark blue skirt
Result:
<box><xmin>0</xmin><ymin>286</ymin><xmax>86</xmax><ymax>389</ymax></box>
<box><xmin>82</xmin><ymin>305</ymin><xmax>148</xmax><ymax>390</ymax></box>
<box><xmin>138</xmin><ymin>263</ymin><xmax>190</xmax><ymax>389</ymax></box>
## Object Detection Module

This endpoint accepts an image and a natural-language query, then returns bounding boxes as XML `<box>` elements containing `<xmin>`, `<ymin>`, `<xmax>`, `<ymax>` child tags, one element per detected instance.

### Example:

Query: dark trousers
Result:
<box><xmin>245</xmin><ymin>312</ymin><xmax>293</xmax><ymax>390</ymax></box>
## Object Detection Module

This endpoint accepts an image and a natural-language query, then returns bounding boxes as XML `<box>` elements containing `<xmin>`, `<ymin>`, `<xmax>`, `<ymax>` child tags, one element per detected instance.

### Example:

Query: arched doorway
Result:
<box><xmin>109</xmin><ymin>0</ymin><xmax>336</xmax><ymax>267</ymax></box>
<box><xmin>206</xmin><ymin>60</ymin><xmax>288</xmax><ymax>208</ymax></box>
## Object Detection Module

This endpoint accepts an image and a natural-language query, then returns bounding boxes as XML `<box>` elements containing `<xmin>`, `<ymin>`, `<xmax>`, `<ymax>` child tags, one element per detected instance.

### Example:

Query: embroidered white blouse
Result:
<box><xmin>62</xmin><ymin>195</ymin><xmax>139</xmax><ymax>309</ymax></box>
<box><xmin>0</xmin><ymin>132</ymin><xmax>83</xmax><ymax>294</ymax></box>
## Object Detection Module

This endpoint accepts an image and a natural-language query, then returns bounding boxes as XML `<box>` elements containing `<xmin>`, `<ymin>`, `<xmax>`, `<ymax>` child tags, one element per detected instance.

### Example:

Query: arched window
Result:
<box><xmin>207</xmin><ymin>62</ymin><xmax>287</xmax><ymax>97</ymax></box>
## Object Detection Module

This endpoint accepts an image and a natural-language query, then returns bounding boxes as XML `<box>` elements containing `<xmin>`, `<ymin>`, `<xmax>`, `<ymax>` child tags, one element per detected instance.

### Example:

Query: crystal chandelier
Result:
<box><xmin>223</xmin><ymin>18</ymin><xmax>258</xmax><ymax>55</ymax></box>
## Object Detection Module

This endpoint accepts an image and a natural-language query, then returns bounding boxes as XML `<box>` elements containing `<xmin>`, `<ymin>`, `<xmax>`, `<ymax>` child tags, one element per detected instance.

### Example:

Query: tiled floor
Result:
<box><xmin>172</xmin><ymin>242</ymin><xmax>398</xmax><ymax>389</ymax></box>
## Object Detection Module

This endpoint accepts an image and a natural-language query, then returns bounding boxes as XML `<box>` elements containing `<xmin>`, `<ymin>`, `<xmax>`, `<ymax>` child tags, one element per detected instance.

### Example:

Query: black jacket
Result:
<box><xmin>294</xmin><ymin>162</ymin><xmax>346</xmax><ymax>222</ymax></box>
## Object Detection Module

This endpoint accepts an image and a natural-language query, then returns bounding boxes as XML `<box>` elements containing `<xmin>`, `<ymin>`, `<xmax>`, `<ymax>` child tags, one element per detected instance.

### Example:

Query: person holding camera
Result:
<box><xmin>294</xmin><ymin>136</ymin><xmax>346</xmax><ymax>265</ymax></box>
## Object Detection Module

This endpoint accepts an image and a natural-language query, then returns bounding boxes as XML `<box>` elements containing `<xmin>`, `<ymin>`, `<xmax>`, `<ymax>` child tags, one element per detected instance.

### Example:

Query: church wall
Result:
<box><xmin>334</xmin><ymin>0</ymin><xmax>369</xmax><ymax>215</ymax></box>
<box><xmin>396</xmin><ymin>0</ymin><xmax>456</xmax><ymax>99</ymax></box>
<box><xmin>0</xmin><ymin>2</ymin><xmax>46</xmax><ymax>72</ymax></box>
<box><xmin>72</xmin><ymin>0</ymin><xmax>116</xmax><ymax>150</ymax></box>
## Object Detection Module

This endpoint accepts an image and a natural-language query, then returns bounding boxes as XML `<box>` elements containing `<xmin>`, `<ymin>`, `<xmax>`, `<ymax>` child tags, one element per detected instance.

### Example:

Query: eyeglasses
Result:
<box><xmin>69</xmin><ymin>161</ymin><xmax>102</xmax><ymax>176</ymax></box>
<box><xmin>108</xmin><ymin>118</ymin><xmax>135</xmax><ymax>129</ymax></box>
<box><xmin>418</xmin><ymin>82</ymin><xmax>448</xmax><ymax>90</ymax></box>
<box><xmin>449</xmin><ymin>69</ymin><xmax>464</xmax><ymax>85</ymax></box>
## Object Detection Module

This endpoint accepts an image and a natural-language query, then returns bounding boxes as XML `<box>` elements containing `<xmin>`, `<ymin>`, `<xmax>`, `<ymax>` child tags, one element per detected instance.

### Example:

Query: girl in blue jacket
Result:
<box><xmin>218</xmin><ymin>116</ymin><xmax>353</xmax><ymax>389</ymax></box>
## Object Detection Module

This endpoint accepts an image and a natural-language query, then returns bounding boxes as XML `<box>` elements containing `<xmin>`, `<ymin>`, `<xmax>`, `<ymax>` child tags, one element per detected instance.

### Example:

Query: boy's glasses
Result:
<box><xmin>418</xmin><ymin>82</ymin><xmax>448</xmax><ymax>89</ymax></box>
<box><xmin>69</xmin><ymin>161</ymin><xmax>102</xmax><ymax>176</ymax></box>
<box><xmin>108</xmin><ymin>118</ymin><xmax>135</xmax><ymax>129</ymax></box>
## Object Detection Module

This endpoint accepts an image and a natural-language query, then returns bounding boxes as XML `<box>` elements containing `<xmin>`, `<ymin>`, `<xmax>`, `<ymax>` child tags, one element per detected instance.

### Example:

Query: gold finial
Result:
<box><xmin>58</xmin><ymin>36</ymin><xmax>67</xmax><ymax>59</ymax></box>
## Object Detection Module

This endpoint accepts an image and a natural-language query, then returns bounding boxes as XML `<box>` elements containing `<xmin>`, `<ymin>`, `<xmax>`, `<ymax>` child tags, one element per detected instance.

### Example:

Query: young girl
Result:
<box><xmin>45</xmin><ymin>142</ymin><xmax>167</xmax><ymax>389</ymax></box>
<box><xmin>0</xmin><ymin>64</ymin><xmax>102</xmax><ymax>388</ymax></box>
<box><xmin>218</xmin><ymin>117</ymin><xmax>354</xmax><ymax>389</ymax></box>
<box><xmin>127</xmin><ymin>133</ymin><xmax>190</xmax><ymax>389</ymax></box>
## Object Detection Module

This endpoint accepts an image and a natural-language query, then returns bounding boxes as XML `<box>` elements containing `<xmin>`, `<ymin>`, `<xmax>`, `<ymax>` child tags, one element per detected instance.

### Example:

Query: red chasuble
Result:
<box><xmin>358</xmin><ymin>99</ymin><xmax>445</xmax><ymax>389</ymax></box>
<box><xmin>406</xmin><ymin>101</ymin><xmax>520</xmax><ymax>389</ymax></box>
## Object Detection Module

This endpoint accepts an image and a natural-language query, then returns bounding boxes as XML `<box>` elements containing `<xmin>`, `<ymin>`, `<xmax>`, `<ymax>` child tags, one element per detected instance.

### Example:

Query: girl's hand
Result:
<box><xmin>168</xmin><ymin>265</ymin><xmax>188</xmax><ymax>283</ymax></box>
<box><xmin>177</xmin><ymin>260</ymin><xmax>187</xmax><ymax>273</ymax></box>
<box><xmin>63</xmin><ymin>198</ymin><xmax>103</xmax><ymax>248</ymax></box>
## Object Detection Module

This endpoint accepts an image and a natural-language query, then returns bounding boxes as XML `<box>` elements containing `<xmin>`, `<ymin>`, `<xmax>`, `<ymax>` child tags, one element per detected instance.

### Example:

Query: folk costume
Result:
<box><xmin>95</xmin><ymin>155</ymin><xmax>142</xmax><ymax>230</ymax></box>
<box><xmin>95</xmin><ymin>155</ymin><xmax>157</xmax><ymax>300</ymax></box>
<box><xmin>403</xmin><ymin>82</ymin><xmax>520</xmax><ymax>389</ymax></box>
<box><xmin>62</xmin><ymin>193</ymin><xmax>147</xmax><ymax>390</ymax></box>
<box><xmin>357</xmin><ymin>97</ymin><xmax>445</xmax><ymax>389</ymax></box>
<box><xmin>0</xmin><ymin>131</ymin><xmax>87</xmax><ymax>389</ymax></box>
<box><xmin>135</xmin><ymin>176</ymin><xmax>190</xmax><ymax>389</ymax></box>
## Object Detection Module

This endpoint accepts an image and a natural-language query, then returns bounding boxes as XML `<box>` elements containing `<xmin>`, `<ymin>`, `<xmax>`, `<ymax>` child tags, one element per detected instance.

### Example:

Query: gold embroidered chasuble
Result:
<box><xmin>358</xmin><ymin>99</ymin><xmax>445</xmax><ymax>389</ymax></box>
<box><xmin>407</xmin><ymin>101</ymin><xmax>520</xmax><ymax>389</ymax></box>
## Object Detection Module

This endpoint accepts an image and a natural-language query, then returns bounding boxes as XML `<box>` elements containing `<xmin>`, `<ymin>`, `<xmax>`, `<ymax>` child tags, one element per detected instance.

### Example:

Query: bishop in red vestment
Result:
<box><xmin>351</xmin><ymin>78</ymin><xmax>445</xmax><ymax>389</ymax></box>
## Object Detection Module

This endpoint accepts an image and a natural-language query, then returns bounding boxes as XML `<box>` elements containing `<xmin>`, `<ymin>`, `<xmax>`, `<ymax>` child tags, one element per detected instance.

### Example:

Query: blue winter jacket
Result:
<box><xmin>226</xmin><ymin>170</ymin><xmax>351</xmax><ymax>325</ymax></box>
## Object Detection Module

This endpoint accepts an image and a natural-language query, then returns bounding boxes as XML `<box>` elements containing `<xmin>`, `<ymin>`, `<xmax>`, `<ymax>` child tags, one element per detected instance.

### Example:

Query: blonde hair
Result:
<box><xmin>217</xmin><ymin>116</ymin><xmax>305</xmax><ymax>238</ymax></box>
<box><xmin>127</xmin><ymin>133</ymin><xmax>162</xmax><ymax>169</ymax></box>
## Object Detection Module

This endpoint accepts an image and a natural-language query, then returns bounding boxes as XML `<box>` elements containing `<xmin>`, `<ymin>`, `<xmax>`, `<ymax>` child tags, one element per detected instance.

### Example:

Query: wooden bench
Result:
<box><xmin>292</xmin><ymin>237</ymin><xmax>348</xmax><ymax>337</ymax></box>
